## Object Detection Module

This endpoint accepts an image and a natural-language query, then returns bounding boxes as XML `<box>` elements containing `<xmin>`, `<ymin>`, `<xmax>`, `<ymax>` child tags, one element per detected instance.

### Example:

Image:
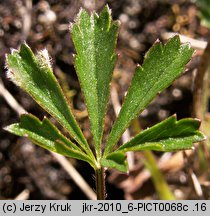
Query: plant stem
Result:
<box><xmin>95</xmin><ymin>166</ymin><xmax>105</xmax><ymax>200</ymax></box>
<box><xmin>192</xmin><ymin>37</ymin><xmax>210</xmax><ymax>159</ymax></box>
<box><xmin>193</xmin><ymin>37</ymin><xmax>210</xmax><ymax>120</ymax></box>
<box><xmin>143</xmin><ymin>150</ymin><xmax>175</xmax><ymax>200</ymax></box>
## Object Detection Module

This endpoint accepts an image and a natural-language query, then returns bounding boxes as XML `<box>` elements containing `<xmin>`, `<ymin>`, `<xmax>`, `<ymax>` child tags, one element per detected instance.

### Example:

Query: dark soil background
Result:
<box><xmin>0</xmin><ymin>0</ymin><xmax>210</xmax><ymax>200</ymax></box>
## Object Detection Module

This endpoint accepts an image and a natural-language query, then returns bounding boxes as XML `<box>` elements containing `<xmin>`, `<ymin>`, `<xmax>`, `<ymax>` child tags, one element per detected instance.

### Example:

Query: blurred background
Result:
<box><xmin>0</xmin><ymin>0</ymin><xmax>210</xmax><ymax>200</ymax></box>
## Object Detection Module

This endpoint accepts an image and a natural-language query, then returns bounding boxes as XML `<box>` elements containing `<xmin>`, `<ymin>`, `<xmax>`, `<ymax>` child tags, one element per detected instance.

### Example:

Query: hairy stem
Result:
<box><xmin>95</xmin><ymin>166</ymin><xmax>105</xmax><ymax>200</ymax></box>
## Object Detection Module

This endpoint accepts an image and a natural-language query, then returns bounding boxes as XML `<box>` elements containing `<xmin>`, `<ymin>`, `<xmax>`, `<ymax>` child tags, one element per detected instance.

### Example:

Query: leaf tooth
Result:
<box><xmin>3</xmin><ymin>125</ymin><xmax>11</xmax><ymax>132</ymax></box>
<box><xmin>104</xmin><ymin>4</ymin><xmax>112</xmax><ymax>15</ymax></box>
<box><xmin>10</xmin><ymin>48</ymin><xmax>19</xmax><ymax>54</ymax></box>
<box><xmin>180</xmin><ymin>41</ymin><xmax>191</xmax><ymax>49</ymax></box>
<box><xmin>179</xmin><ymin>42</ymin><xmax>194</xmax><ymax>56</ymax></box>
<box><xmin>69</xmin><ymin>22</ymin><xmax>74</xmax><ymax>32</ymax></box>
<box><xmin>74</xmin><ymin>7</ymin><xmax>86</xmax><ymax>23</ymax></box>
<box><xmin>113</xmin><ymin>20</ymin><xmax>121</xmax><ymax>27</ymax></box>
<box><xmin>154</xmin><ymin>38</ymin><xmax>160</xmax><ymax>43</ymax></box>
<box><xmin>194</xmin><ymin>118</ymin><xmax>201</xmax><ymax>123</ymax></box>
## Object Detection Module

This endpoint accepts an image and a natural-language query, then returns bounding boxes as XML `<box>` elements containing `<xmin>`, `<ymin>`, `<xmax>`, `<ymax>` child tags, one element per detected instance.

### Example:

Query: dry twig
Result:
<box><xmin>0</xmin><ymin>79</ymin><xmax>26</xmax><ymax>115</ymax></box>
<box><xmin>15</xmin><ymin>189</ymin><xmax>30</xmax><ymax>200</ymax></box>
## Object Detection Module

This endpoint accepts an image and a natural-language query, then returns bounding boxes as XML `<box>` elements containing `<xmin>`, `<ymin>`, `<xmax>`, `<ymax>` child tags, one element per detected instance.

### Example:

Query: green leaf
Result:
<box><xmin>4</xmin><ymin>114</ymin><xmax>95</xmax><ymax>168</ymax></box>
<box><xmin>101</xmin><ymin>152</ymin><xmax>128</xmax><ymax>173</ymax></box>
<box><xmin>104</xmin><ymin>36</ymin><xmax>194</xmax><ymax>155</ymax></box>
<box><xmin>6</xmin><ymin>44</ymin><xmax>93</xmax><ymax>159</ymax></box>
<box><xmin>116</xmin><ymin>115</ymin><xmax>205</xmax><ymax>153</ymax></box>
<box><xmin>194</xmin><ymin>0</ymin><xmax>210</xmax><ymax>28</ymax></box>
<box><xmin>71</xmin><ymin>5</ymin><xmax>119</xmax><ymax>157</ymax></box>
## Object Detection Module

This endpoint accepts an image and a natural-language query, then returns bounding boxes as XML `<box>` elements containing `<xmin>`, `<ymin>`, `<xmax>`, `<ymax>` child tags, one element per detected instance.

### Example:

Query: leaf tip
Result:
<box><xmin>169</xmin><ymin>34</ymin><xmax>194</xmax><ymax>55</ymax></box>
<box><xmin>136</xmin><ymin>63</ymin><xmax>143</xmax><ymax>69</ymax></box>
<box><xmin>77</xmin><ymin>7</ymin><xmax>85</xmax><ymax>17</ymax></box>
<box><xmin>3</xmin><ymin>125</ymin><xmax>10</xmax><ymax>132</ymax></box>
<box><xmin>181</xmin><ymin>41</ymin><xmax>194</xmax><ymax>53</ymax></box>
<box><xmin>100</xmin><ymin>4</ymin><xmax>111</xmax><ymax>16</ymax></box>
<box><xmin>167</xmin><ymin>33</ymin><xmax>180</xmax><ymax>43</ymax></box>
<box><xmin>203</xmin><ymin>134</ymin><xmax>208</xmax><ymax>141</ymax></box>
<box><xmin>70</xmin><ymin>7</ymin><xmax>90</xmax><ymax>33</ymax></box>
<box><xmin>3</xmin><ymin>123</ymin><xmax>19</xmax><ymax>134</ymax></box>
<box><xmin>5</xmin><ymin>42</ymin><xmax>35</xmax><ymax>88</ymax></box>
<box><xmin>172</xmin><ymin>113</ymin><xmax>177</xmax><ymax>118</ymax></box>
<box><xmin>194</xmin><ymin>117</ymin><xmax>201</xmax><ymax>124</ymax></box>
<box><xmin>69</xmin><ymin>7</ymin><xmax>85</xmax><ymax>33</ymax></box>
<box><xmin>21</xmin><ymin>41</ymin><xmax>30</xmax><ymax>50</ymax></box>
<box><xmin>77</xmin><ymin>7</ymin><xmax>88</xmax><ymax>22</ymax></box>
<box><xmin>19</xmin><ymin>42</ymin><xmax>34</xmax><ymax>58</ymax></box>
<box><xmin>104</xmin><ymin>4</ymin><xmax>111</xmax><ymax>11</ymax></box>
<box><xmin>43</xmin><ymin>116</ymin><xmax>49</xmax><ymax>122</ymax></box>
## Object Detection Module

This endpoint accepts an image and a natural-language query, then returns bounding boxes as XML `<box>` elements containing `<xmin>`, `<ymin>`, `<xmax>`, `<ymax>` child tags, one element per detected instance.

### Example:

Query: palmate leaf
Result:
<box><xmin>4</xmin><ymin>114</ymin><xmax>95</xmax><ymax>168</ymax></box>
<box><xmin>116</xmin><ymin>115</ymin><xmax>205</xmax><ymax>153</ymax></box>
<box><xmin>6</xmin><ymin>44</ymin><xmax>94</xmax><ymax>159</ymax></box>
<box><xmin>4</xmin><ymin>5</ymin><xmax>206</xmax><ymax>176</ymax></box>
<box><xmin>71</xmin><ymin>5</ymin><xmax>119</xmax><ymax>157</ymax></box>
<box><xmin>104</xmin><ymin>35</ymin><xmax>194</xmax><ymax>156</ymax></box>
